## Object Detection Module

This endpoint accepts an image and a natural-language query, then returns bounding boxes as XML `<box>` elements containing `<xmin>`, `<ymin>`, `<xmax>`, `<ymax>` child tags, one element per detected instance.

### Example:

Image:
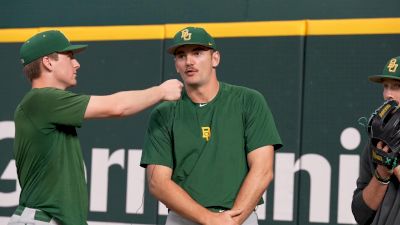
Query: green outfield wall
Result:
<box><xmin>1</xmin><ymin>1</ymin><xmax>400</xmax><ymax>224</ymax></box>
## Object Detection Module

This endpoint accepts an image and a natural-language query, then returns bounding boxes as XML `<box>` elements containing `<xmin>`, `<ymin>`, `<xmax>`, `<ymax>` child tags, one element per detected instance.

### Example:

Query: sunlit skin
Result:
<box><xmin>32</xmin><ymin>51</ymin><xmax>81</xmax><ymax>90</ymax></box>
<box><xmin>51</xmin><ymin>52</ymin><xmax>80</xmax><ymax>89</ymax></box>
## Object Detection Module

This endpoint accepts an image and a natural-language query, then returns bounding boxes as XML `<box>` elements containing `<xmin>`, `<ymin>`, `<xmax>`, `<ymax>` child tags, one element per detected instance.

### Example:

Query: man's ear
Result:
<box><xmin>41</xmin><ymin>56</ymin><xmax>53</xmax><ymax>71</ymax></box>
<box><xmin>212</xmin><ymin>51</ymin><xmax>220</xmax><ymax>68</ymax></box>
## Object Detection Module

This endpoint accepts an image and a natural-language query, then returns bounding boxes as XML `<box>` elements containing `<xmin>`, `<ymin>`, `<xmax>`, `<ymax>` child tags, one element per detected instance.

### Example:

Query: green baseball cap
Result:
<box><xmin>167</xmin><ymin>27</ymin><xmax>217</xmax><ymax>55</ymax></box>
<box><xmin>20</xmin><ymin>30</ymin><xmax>88</xmax><ymax>66</ymax></box>
<box><xmin>368</xmin><ymin>56</ymin><xmax>400</xmax><ymax>83</ymax></box>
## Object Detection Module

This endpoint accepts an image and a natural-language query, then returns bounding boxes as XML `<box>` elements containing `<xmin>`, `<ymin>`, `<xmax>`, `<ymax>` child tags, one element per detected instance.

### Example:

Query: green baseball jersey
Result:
<box><xmin>141</xmin><ymin>82</ymin><xmax>282</xmax><ymax>209</ymax></box>
<box><xmin>13</xmin><ymin>88</ymin><xmax>90</xmax><ymax>225</ymax></box>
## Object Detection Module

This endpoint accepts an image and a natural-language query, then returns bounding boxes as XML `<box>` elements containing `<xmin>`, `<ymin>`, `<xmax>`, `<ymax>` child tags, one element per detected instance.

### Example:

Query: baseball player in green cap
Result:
<box><xmin>140</xmin><ymin>27</ymin><xmax>282</xmax><ymax>225</ymax></box>
<box><xmin>352</xmin><ymin>56</ymin><xmax>400</xmax><ymax>225</ymax></box>
<box><xmin>9</xmin><ymin>30</ymin><xmax>183</xmax><ymax>225</ymax></box>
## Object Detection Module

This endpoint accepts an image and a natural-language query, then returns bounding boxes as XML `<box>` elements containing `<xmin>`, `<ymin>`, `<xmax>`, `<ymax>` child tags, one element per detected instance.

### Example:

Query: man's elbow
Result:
<box><xmin>107</xmin><ymin>104</ymin><xmax>130</xmax><ymax>117</ymax></box>
<box><xmin>148</xmin><ymin>179</ymin><xmax>158</xmax><ymax>197</ymax></box>
<box><xmin>262</xmin><ymin>169</ymin><xmax>273</xmax><ymax>187</ymax></box>
<box><xmin>148</xmin><ymin>176</ymin><xmax>166</xmax><ymax>200</ymax></box>
<box><xmin>266</xmin><ymin>170</ymin><xmax>273</xmax><ymax>183</ymax></box>
<box><xmin>251</xmin><ymin>166</ymin><xmax>274</xmax><ymax>188</ymax></box>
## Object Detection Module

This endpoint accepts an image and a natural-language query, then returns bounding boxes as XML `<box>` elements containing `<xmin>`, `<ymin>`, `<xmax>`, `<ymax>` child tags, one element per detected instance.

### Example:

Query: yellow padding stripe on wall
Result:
<box><xmin>0</xmin><ymin>18</ymin><xmax>400</xmax><ymax>43</ymax></box>
<box><xmin>307</xmin><ymin>18</ymin><xmax>400</xmax><ymax>35</ymax></box>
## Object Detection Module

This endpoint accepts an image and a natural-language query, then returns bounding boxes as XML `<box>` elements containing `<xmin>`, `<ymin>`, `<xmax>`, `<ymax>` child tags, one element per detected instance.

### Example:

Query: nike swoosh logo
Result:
<box><xmin>199</xmin><ymin>103</ymin><xmax>207</xmax><ymax>107</ymax></box>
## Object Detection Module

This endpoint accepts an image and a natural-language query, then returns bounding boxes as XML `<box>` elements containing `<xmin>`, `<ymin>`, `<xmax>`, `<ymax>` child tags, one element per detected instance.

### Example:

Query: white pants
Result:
<box><xmin>8</xmin><ymin>207</ymin><xmax>59</xmax><ymax>225</ymax></box>
<box><xmin>166</xmin><ymin>210</ymin><xmax>259</xmax><ymax>225</ymax></box>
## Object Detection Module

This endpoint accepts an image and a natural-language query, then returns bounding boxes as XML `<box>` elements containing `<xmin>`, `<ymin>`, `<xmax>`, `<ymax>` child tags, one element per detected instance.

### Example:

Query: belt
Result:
<box><xmin>207</xmin><ymin>206</ymin><xmax>230</xmax><ymax>213</ymax></box>
<box><xmin>14</xmin><ymin>205</ymin><xmax>53</xmax><ymax>222</ymax></box>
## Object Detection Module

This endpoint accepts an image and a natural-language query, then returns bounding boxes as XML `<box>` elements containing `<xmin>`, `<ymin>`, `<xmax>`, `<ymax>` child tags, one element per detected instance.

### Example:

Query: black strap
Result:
<box><xmin>371</xmin><ymin>146</ymin><xmax>399</xmax><ymax>170</ymax></box>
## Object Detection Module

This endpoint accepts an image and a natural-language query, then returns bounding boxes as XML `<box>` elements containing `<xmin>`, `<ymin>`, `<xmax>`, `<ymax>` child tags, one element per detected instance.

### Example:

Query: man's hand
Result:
<box><xmin>159</xmin><ymin>79</ymin><xmax>183</xmax><ymax>101</ymax></box>
<box><xmin>204</xmin><ymin>209</ymin><xmax>242</xmax><ymax>225</ymax></box>
<box><xmin>376</xmin><ymin>141</ymin><xmax>393</xmax><ymax>179</ymax></box>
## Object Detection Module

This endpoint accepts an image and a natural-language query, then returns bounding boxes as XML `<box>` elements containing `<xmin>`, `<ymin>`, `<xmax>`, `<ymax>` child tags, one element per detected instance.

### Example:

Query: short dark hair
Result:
<box><xmin>22</xmin><ymin>53</ymin><xmax>58</xmax><ymax>82</ymax></box>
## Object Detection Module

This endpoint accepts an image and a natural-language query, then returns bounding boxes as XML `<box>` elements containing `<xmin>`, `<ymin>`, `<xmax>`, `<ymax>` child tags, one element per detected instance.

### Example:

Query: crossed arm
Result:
<box><xmin>146</xmin><ymin>145</ymin><xmax>274</xmax><ymax>225</ymax></box>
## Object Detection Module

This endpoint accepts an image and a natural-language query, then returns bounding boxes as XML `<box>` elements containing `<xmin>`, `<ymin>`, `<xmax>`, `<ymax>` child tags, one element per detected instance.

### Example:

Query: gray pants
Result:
<box><xmin>8</xmin><ymin>207</ymin><xmax>59</xmax><ymax>225</ymax></box>
<box><xmin>166</xmin><ymin>210</ymin><xmax>259</xmax><ymax>225</ymax></box>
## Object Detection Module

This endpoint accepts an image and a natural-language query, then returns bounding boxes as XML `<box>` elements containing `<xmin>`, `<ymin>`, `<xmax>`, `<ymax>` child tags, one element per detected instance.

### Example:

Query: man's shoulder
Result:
<box><xmin>25</xmin><ymin>88</ymin><xmax>72</xmax><ymax>99</ymax></box>
<box><xmin>221</xmin><ymin>82</ymin><xmax>263</xmax><ymax>98</ymax></box>
<box><xmin>18</xmin><ymin>88</ymin><xmax>86</xmax><ymax>112</ymax></box>
<box><xmin>152</xmin><ymin>100</ymin><xmax>180</xmax><ymax>116</ymax></box>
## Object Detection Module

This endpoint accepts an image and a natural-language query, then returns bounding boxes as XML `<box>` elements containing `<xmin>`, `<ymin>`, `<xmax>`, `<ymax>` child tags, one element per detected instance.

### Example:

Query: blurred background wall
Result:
<box><xmin>1</xmin><ymin>1</ymin><xmax>400</xmax><ymax>224</ymax></box>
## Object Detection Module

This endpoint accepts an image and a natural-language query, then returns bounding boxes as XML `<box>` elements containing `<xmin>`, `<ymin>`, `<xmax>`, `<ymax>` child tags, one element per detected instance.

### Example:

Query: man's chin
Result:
<box><xmin>67</xmin><ymin>82</ymin><xmax>77</xmax><ymax>88</ymax></box>
<box><xmin>184</xmin><ymin>81</ymin><xmax>201</xmax><ymax>88</ymax></box>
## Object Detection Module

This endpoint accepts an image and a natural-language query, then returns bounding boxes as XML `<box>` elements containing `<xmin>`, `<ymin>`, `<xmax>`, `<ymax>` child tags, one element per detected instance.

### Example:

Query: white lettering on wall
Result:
<box><xmin>0</xmin><ymin>124</ymin><xmax>362</xmax><ymax>224</ymax></box>
<box><xmin>274</xmin><ymin>153</ymin><xmax>331</xmax><ymax>223</ymax></box>
<box><xmin>0</xmin><ymin>160</ymin><xmax>20</xmax><ymax>207</ymax></box>
<box><xmin>300</xmin><ymin>154</ymin><xmax>331</xmax><ymax>223</ymax></box>
<box><xmin>340</xmin><ymin>128</ymin><xmax>361</xmax><ymax>150</ymax></box>
<box><xmin>126</xmin><ymin>149</ymin><xmax>145</xmax><ymax>214</ymax></box>
<box><xmin>0</xmin><ymin>121</ymin><xmax>20</xmax><ymax>207</ymax></box>
<box><xmin>337</xmin><ymin>127</ymin><xmax>360</xmax><ymax>224</ymax></box>
<box><xmin>337</xmin><ymin>155</ymin><xmax>359</xmax><ymax>224</ymax></box>
<box><xmin>274</xmin><ymin>153</ymin><xmax>296</xmax><ymax>221</ymax></box>
<box><xmin>256</xmin><ymin>192</ymin><xmax>267</xmax><ymax>220</ymax></box>
<box><xmin>159</xmin><ymin>202</ymin><xmax>168</xmax><ymax>215</ymax></box>
<box><xmin>90</xmin><ymin>148</ymin><xmax>125</xmax><ymax>212</ymax></box>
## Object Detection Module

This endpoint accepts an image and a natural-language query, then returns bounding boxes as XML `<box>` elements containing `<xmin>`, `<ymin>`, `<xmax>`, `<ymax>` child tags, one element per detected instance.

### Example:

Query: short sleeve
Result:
<box><xmin>140</xmin><ymin>104</ymin><xmax>174</xmax><ymax>168</ymax></box>
<box><xmin>24</xmin><ymin>88</ymin><xmax>90</xmax><ymax>131</ymax></box>
<box><xmin>243</xmin><ymin>90</ymin><xmax>283</xmax><ymax>153</ymax></box>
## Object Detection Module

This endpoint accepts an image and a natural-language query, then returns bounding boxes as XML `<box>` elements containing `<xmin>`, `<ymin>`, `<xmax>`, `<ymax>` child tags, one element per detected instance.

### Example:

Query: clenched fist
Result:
<box><xmin>159</xmin><ymin>79</ymin><xmax>183</xmax><ymax>101</ymax></box>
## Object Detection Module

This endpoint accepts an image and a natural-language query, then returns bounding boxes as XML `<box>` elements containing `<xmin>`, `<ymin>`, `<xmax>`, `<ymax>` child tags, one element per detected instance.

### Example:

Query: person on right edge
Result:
<box><xmin>352</xmin><ymin>56</ymin><xmax>400</xmax><ymax>225</ymax></box>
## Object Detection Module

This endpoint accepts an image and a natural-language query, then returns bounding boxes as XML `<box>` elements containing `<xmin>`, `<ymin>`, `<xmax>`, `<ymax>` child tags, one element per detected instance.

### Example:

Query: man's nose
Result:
<box><xmin>185</xmin><ymin>55</ymin><xmax>194</xmax><ymax>65</ymax></box>
<box><xmin>73</xmin><ymin>59</ymin><xmax>80</xmax><ymax>69</ymax></box>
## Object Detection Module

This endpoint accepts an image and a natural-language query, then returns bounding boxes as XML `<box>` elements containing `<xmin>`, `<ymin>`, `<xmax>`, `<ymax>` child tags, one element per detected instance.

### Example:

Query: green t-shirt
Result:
<box><xmin>13</xmin><ymin>88</ymin><xmax>90</xmax><ymax>225</ymax></box>
<box><xmin>141</xmin><ymin>82</ymin><xmax>282</xmax><ymax>209</ymax></box>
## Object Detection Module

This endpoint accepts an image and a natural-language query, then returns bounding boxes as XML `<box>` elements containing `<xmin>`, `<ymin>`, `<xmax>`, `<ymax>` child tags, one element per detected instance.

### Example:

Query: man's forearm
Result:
<box><xmin>231</xmin><ymin>166</ymin><xmax>273</xmax><ymax>224</ymax></box>
<box><xmin>147</xmin><ymin>166</ymin><xmax>211</xmax><ymax>224</ymax></box>
<box><xmin>85</xmin><ymin>79</ymin><xmax>182</xmax><ymax>119</ymax></box>
<box><xmin>231</xmin><ymin>146</ymin><xmax>274</xmax><ymax>224</ymax></box>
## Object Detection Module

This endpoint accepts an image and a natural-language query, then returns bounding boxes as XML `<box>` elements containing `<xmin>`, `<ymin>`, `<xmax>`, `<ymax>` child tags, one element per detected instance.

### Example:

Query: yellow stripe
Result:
<box><xmin>307</xmin><ymin>18</ymin><xmax>400</xmax><ymax>35</ymax></box>
<box><xmin>0</xmin><ymin>25</ymin><xmax>165</xmax><ymax>43</ymax></box>
<box><xmin>165</xmin><ymin>21</ymin><xmax>306</xmax><ymax>38</ymax></box>
<box><xmin>1</xmin><ymin>18</ymin><xmax>400</xmax><ymax>43</ymax></box>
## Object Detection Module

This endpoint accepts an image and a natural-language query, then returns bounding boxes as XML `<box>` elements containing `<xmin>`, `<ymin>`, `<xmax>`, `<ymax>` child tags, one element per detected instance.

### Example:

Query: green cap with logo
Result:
<box><xmin>167</xmin><ymin>27</ymin><xmax>217</xmax><ymax>55</ymax></box>
<box><xmin>20</xmin><ymin>30</ymin><xmax>88</xmax><ymax>66</ymax></box>
<box><xmin>368</xmin><ymin>56</ymin><xmax>400</xmax><ymax>83</ymax></box>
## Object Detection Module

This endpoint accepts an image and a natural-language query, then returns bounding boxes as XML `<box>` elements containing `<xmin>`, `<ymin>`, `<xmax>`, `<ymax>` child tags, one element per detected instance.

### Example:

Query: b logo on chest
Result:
<box><xmin>201</xmin><ymin>126</ymin><xmax>211</xmax><ymax>141</ymax></box>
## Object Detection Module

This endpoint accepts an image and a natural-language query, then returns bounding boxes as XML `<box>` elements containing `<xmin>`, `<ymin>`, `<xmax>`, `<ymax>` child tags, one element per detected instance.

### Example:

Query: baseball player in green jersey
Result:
<box><xmin>8</xmin><ymin>30</ymin><xmax>183</xmax><ymax>225</ymax></box>
<box><xmin>140</xmin><ymin>27</ymin><xmax>282</xmax><ymax>225</ymax></box>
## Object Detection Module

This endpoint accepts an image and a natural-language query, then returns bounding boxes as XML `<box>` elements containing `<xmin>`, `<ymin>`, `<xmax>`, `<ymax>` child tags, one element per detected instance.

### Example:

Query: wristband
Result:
<box><xmin>374</xmin><ymin>169</ymin><xmax>391</xmax><ymax>185</ymax></box>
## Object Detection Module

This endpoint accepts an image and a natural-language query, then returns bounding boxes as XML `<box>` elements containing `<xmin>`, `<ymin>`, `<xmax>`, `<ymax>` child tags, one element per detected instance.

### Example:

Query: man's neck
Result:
<box><xmin>186</xmin><ymin>80</ymin><xmax>220</xmax><ymax>103</ymax></box>
<box><xmin>31</xmin><ymin>75</ymin><xmax>66</xmax><ymax>90</ymax></box>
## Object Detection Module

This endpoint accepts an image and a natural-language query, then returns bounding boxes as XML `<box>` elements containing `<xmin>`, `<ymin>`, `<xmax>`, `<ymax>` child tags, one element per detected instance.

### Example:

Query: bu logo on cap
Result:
<box><xmin>181</xmin><ymin>29</ymin><xmax>192</xmax><ymax>41</ymax></box>
<box><xmin>388</xmin><ymin>58</ymin><xmax>399</xmax><ymax>73</ymax></box>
